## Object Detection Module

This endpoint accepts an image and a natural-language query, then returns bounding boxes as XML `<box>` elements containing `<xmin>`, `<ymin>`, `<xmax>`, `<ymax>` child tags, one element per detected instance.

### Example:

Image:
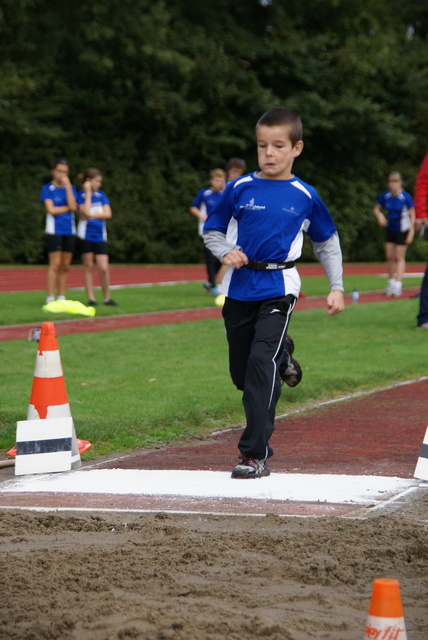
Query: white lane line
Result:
<box><xmin>0</xmin><ymin>469</ymin><xmax>416</xmax><ymax>506</ymax></box>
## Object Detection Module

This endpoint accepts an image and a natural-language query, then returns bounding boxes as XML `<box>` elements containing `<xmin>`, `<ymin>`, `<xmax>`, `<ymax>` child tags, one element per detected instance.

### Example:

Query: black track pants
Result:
<box><xmin>222</xmin><ymin>295</ymin><xmax>296</xmax><ymax>459</ymax></box>
<box><xmin>417</xmin><ymin>262</ymin><xmax>428</xmax><ymax>326</ymax></box>
<box><xmin>203</xmin><ymin>243</ymin><xmax>221</xmax><ymax>288</ymax></box>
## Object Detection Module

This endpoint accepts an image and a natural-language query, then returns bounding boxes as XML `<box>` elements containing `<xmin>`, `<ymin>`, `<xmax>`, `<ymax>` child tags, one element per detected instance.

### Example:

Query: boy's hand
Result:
<box><xmin>326</xmin><ymin>290</ymin><xmax>345</xmax><ymax>316</ymax></box>
<box><xmin>223</xmin><ymin>250</ymin><xmax>249</xmax><ymax>269</ymax></box>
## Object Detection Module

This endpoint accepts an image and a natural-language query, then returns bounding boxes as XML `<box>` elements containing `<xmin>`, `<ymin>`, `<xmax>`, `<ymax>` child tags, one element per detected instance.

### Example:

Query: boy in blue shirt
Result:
<box><xmin>373</xmin><ymin>171</ymin><xmax>415</xmax><ymax>297</ymax></box>
<box><xmin>203</xmin><ymin>107</ymin><xmax>345</xmax><ymax>479</ymax></box>
<box><xmin>190</xmin><ymin>168</ymin><xmax>226</xmax><ymax>296</ymax></box>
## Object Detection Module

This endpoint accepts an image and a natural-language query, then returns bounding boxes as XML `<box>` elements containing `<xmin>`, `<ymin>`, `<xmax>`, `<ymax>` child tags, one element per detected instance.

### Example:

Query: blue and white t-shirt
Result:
<box><xmin>76</xmin><ymin>190</ymin><xmax>110</xmax><ymax>242</ymax></box>
<box><xmin>191</xmin><ymin>188</ymin><xmax>224</xmax><ymax>236</ymax></box>
<box><xmin>203</xmin><ymin>173</ymin><xmax>338</xmax><ymax>301</ymax></box>
<box><xmin>377</xmin><ymin>190</ymin><xmax>414</xmax><ymax>233</ymax></box>
<box><xmin>40</xmin><ymin>183</ymin><xmax>77</xmax><ymax>235</ymax></box>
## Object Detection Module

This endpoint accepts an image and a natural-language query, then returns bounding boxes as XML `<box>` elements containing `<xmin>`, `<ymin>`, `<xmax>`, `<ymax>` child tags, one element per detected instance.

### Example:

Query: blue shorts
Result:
<box><xmin>46</xmin><ymin>234</ymin><xmax>75</xmax><ymax>253</ymax></box>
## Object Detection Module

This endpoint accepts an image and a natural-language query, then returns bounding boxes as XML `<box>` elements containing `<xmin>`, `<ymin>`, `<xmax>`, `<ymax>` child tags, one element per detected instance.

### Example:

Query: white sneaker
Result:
<box><xmin>384</xmin><ymin>279</ymin><xmax>396</xmax><ymax>296</ymax></box>
<box><xmin>392</xmin><ymin>283</ymin><xmax>402</xmax><ymax>297</ymax></box>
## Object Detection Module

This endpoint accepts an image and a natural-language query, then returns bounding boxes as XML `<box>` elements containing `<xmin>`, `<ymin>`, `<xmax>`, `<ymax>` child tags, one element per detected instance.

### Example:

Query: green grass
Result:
<box><xmin>0</xmin><ymin>283</ymin><xmax>213</xmax><ymax>326</ymax></box>
<box><xmin>0</xmin><ymin>297</ymin><xmax>425</xmax><ymax>458</ymax></box>
<box><xmin>0</xmin><ymin>274</ymin><xmax>421</xmax><ymax>326</ymax></box>
<box><xmin>301</xmin><ymin>274</ymin><xmax>421</xmax><ymax>296</ymax></box>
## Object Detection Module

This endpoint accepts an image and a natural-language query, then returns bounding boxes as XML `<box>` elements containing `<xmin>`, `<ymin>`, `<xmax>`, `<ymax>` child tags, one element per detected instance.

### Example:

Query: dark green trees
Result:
<box><xmin>0</xmin><ymin>0</ymin><xmax>427</xmax><ymax>263</ymax></box>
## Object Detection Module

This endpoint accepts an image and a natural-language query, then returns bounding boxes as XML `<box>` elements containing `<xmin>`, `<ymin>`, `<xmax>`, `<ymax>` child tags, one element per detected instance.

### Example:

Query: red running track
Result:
<box><xmin>0</xmin><ymin>263</ymin><xmax>422</xmax><ymax>341</ymax></box>
<box><xmin>0</xmin><ymin>288</ymin><xmax>421</xmax><ymax>342</ymax></box>
<box><xmin>0</xmin><ymin>264</ymin><xmax>425</xmax><ymax>516</ymax></box>
<box><xmin>1</xmin><ymin>263</ymin><xmax>425</xmax><ymax>293</ymax></box>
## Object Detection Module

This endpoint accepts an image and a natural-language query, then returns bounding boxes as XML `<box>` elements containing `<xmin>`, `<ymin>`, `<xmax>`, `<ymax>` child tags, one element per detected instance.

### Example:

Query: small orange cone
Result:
<box><xmin>7</xmin><ymin>322</ymin><xmax>91</xmax><ymax>466</ymax></box>
<box><xmin>364</xmin><ymin>579</ymin><xmax>407</xmax><ymax>639</ymax></box>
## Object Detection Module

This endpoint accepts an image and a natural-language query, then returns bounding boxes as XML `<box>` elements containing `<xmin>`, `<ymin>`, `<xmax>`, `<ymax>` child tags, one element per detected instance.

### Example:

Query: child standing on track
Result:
<box><xmin>203</xmin><ymin>106</ymin><xmax>345</xmax><ymax>479</ymax></box>
<box><xmin>373</xmin><ymin>171</ymin><xmax>415</xmax><ymax>297</ymax></box>
<box><xmin>189</xmin><ymin>168</ymin><xmax>226</xmax><ymax>296</ymax></box>
<box><xmin>77</xmin><ymin>168</ymin><xmax>118</xmax><ymax>307</ymax></box>
<box><xmin>40</xmin><ymin>158</ymin><xmax>78</xmax><ymax>304</ymax></box>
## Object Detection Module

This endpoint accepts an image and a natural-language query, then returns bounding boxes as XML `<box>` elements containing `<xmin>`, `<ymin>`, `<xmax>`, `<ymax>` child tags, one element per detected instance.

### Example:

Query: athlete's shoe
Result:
<box><xmin>202</xmin><ymin>281</ymin><xmax>212</xmax><ymax>292</ymax></box>
<box><xmin>87</xmin><ymin>299</ymin><xmax>98</xmax><ymax>307</ymax></box>
<box><xmin>385</xmin><ymin>280</ymin><xmax>397</xmax><ymax>296</ymax></box>
<box><xmin>231</xmin><ymin>454</ymin><xmax>270</xmax><ymax>479</ymax></box>
<box><xmin>416</xmin><ymin>322</ymin><xmax>428</xmax><ymax>330</ymax></box>
<box><xmin>104</xmin><ymin>299</ymin><xmax>118</xmax><ymax>306</ymax></box>
<box><xmin>279</xmin><ymin>335</ymin><xmax>302</xmax><ymax>387</ymax></box>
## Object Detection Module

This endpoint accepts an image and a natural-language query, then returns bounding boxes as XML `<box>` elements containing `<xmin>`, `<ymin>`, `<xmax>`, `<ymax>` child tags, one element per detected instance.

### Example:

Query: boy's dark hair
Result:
<box><xmin>226</xmin><ymin>157</ymin><xmax>247</xmax><ymax>172</ymax></box>
<box><xmin>51</xmin><ymin>158</ymin><xmax>70</xmax><ymax>169</ymax></box>
<box><xmin>256</xmin><ymin>107</ymin><xmax>303</xmax><ymax>146</ymax></box>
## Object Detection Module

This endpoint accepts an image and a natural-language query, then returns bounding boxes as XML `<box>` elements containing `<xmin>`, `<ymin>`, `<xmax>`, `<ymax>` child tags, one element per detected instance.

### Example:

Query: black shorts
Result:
<box><xmin>46</xmin><ymin>234</ymin><xmax>75</xmax><ymax>253</ymax></box>
<box><xmin>78</xmin><ymin>239</ymin><xmax>109</xmax><ymax>255</ymax></box>
<box><xmin>385</xmin><ymin>229</ymin><xmax>408</xmax><ymax>245</ymax></box>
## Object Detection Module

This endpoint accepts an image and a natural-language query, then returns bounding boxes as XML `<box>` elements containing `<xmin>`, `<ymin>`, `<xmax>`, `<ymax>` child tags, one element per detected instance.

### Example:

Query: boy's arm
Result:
<box><xmin>189</xmin><ymin>206</ymin><xmax>207</xmax><ymax>223</ymax></box>
<box><xmin>203</xmin><ymin>184</ymin><xmax>247</xmax><ymax>264</ymax></box>
<box><xmin>202</xmin><ymin>229</ymin><xmax>244</xmax><ymax>262</ymax></box>
<box><xmin>312</xmin><ymin>232</ymin><xmax>345</xmax><ymax>316</ymax></box>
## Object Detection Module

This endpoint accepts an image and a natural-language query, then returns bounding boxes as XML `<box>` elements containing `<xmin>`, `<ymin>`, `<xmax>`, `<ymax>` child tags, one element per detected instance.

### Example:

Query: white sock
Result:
<box><xmin>45</xmin><ymin>296</ymin><xmax>55</xmax><ymax>303</ymax></box>
<box><xmin>56</xmin><ymin>295</ymin><xmax>66</xmax><ymax>301</ymax></box>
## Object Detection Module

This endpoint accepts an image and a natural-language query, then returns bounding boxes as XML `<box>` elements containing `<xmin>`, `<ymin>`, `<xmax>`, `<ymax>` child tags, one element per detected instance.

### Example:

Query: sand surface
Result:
<box><xmin>1</xmin><ymin>488</ymin><xmax>427</xmax><ymax>640</ymax></box>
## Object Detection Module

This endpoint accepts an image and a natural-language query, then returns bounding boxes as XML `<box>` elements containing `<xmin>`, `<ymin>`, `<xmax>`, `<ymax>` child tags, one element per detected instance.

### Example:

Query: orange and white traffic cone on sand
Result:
<box><xmin>364</xmin><ymin>579</ymin><xmax>407</xmax><ymax>640</ymax></box>
<box><xmin>7</xmin><ymin>322</ymin><xmax>91</xmax><ymax>466</ymax></box>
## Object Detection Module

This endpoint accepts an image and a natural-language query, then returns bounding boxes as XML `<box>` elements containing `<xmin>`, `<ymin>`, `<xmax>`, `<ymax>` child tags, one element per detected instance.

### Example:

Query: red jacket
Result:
<box><xmin>414</xmin><ymin>152</ymin><xmax>428</xmax><ymax>220</ymax></box>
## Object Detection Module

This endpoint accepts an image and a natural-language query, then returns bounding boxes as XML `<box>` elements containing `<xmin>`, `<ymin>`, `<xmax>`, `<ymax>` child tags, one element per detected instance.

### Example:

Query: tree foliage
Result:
<box><xmin>0</xmin><ymin>0</ymin><xmax>427</xmax><ymax>263</ymax></box>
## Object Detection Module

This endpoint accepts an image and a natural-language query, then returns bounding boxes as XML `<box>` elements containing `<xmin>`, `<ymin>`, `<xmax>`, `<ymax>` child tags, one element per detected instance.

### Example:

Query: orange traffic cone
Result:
<box><xmin>7</xmin><ymin>322</ymin><xmax>91</xmax><ymax>466</ymax></box>
<box><xmin>364</xmin><ymin>579</ymin><xmax>407</xmax><ymax>640</ymax></box>
<box><xmin>27</xmin><ymin>321</ymin><xmax>71</xmax><ymax>421</ymax></box>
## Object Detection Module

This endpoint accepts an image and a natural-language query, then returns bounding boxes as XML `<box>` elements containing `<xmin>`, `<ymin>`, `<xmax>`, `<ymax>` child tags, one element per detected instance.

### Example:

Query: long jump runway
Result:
<box><xmin>1</xmin><ymin>264</ymin><xmax>426</xmax><ymax>517</ymax></box>
<box><xmin>1</xmin><ymin>379</ymin><xmax>427</xmax><ymax>518</ymax></box>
